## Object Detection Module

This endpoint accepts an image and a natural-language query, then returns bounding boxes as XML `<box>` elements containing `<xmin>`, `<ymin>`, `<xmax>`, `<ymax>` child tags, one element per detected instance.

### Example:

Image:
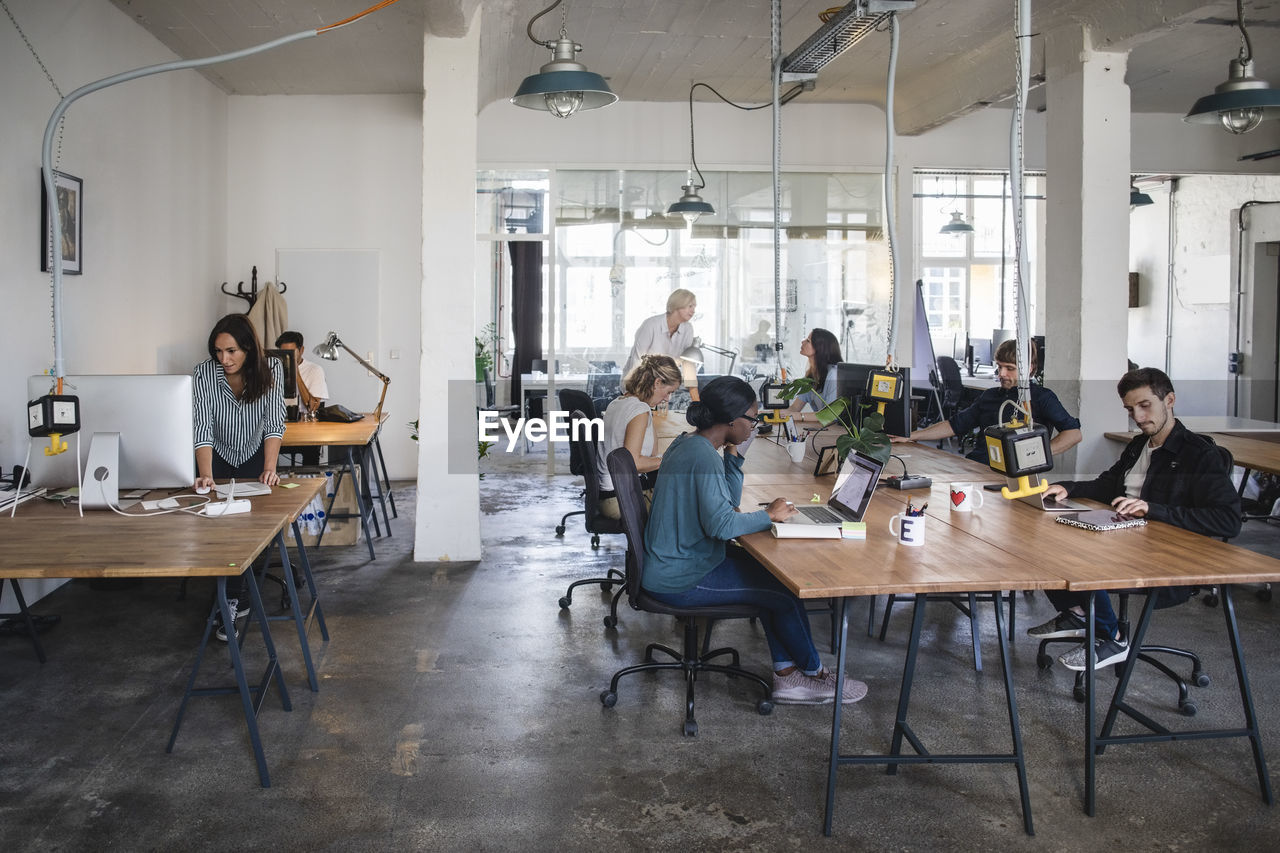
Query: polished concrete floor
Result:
<box><xmin>2</xmin><ymin>448</ymin><xmax>1280</xmax><ymax>851</ymax></box>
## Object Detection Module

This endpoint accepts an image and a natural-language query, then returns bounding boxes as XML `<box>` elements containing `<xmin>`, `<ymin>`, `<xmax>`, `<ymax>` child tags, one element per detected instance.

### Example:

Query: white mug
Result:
<box><xmin>949</xmin><ymin>483</ymin><xmax>984</xmax><ymax>512</ymax></box>
<box><xmin>889</xmin><ymin>512</ymin><xmax>927</xmax><ymax>546</ymax></box>
<box><xmin>787</xmin><ymin>442</ymin><xmax>807</xmax><ymax>464</ymax></box>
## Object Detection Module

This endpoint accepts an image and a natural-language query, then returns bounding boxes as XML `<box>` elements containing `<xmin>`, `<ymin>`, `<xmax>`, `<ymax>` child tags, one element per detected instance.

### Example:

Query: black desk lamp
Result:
<box><xmin>314</xmin><ymin>331</ymin><xmax>390</xmax><ymax>420</ymax></box>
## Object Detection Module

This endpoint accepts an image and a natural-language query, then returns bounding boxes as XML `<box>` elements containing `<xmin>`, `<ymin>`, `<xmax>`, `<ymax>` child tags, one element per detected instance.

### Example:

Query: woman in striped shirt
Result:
<box><xmin>193</xmin><ymin>313</ymin><xmax>286</xmax><ymax>490</ymax></box>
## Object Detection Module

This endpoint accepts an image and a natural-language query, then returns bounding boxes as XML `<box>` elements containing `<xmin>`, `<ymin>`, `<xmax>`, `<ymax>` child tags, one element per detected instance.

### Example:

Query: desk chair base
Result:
<box><xmin>558</xmin><ymin>569</ymin><xmax>623</xmax><ymax>611</ymax></box>
<box><xmin>554</xmin><ymin>505</ymin><xmax>585</xmax><ymax>537</ymax></box>
<box><xmin>600</xmin><ymin>618</ymin><xmax>773</xmax><ymax>737</ymax></box>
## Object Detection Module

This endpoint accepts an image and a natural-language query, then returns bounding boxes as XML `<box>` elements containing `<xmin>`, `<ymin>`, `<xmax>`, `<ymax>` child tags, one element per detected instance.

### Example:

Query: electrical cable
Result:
<box><xmin>882</xmin><ymin>13</ymin><xmax>901</xmax><ymax>369</ymax></box>
<box><xmin>1010</xmin><ymin>0</ymin><xmax>1033</xmax><ymax>421</ymax></box>
<box><xmin>771</xmin><ymin>0</ymin><xmax>785</xmax><ymax>379</ymax></box>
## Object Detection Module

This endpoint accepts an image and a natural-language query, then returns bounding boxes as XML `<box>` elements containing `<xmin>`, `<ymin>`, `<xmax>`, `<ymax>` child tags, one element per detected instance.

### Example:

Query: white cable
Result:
<box><xmin>771</xmin><ymin>0</ymin><xmax>784</xmax><ymax>377</ymax></box>
<box><xmin>1010</xmin><ymin>0</ymin><xmax>1033</xmax><ymax>419</ymax></box>
<box><xmin>10</xmin><ymin>443</ymin><xmax>33</xmax><ymax>518</ymax></box>
<box><xmin>883</xmin><ymin>14</ymin><xmax>901</xmax><ymax>368</ymax></box>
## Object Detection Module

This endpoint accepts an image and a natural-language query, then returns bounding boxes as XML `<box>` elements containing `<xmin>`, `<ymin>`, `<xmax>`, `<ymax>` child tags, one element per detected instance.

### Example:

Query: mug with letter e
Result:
<box><xmin>949</xmin><ymin>482</ymin><xmax>984</xmax><ymax>512</ymax></box>
<box><xmin>889</xmin><ymin>512</ymin><xmax>926</xmax><ymax>546</ymax></box>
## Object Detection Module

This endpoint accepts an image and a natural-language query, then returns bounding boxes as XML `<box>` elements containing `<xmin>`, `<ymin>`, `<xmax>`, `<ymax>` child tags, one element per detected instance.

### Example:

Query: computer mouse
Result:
<box><xmin>195</xmin><ymin>485</ymin><xmax>211</xmax><ymax>495</ymax></box>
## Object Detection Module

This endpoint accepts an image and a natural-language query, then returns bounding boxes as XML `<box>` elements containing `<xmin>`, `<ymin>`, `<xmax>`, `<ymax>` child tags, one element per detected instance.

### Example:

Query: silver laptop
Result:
<box><xmin>785</xmin><ymin>450</ymin><xmax>884</xmax><ymax>526</ymax></box>
<box><xmin>1013</xmin><ymin>474</ymin><xmax>1089</xmax><ymax>512</ymax></box>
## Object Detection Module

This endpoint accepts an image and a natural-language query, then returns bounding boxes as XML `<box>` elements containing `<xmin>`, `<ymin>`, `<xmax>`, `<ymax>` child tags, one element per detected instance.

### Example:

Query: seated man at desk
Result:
<box><xmin>892</xmin><ymin>338</ymin><xmax>1082</xmax><ymax>464</ymax></box>
<box><xmin>276</xmin><ymin>331</ymin><xmax>329</xmax><ymax>466</ymax></box>
<box><xmin>1031</xmin><ymin>367</ymin><xmax>1241</xmax><ymax>670</ymax></box>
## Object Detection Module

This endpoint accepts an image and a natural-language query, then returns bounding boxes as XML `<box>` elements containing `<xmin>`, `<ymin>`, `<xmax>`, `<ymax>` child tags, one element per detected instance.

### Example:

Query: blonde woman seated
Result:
<box><xmin>596</xmin><ymin>354</ymin><xmax>683</xmax><ymax>519</ymax></box>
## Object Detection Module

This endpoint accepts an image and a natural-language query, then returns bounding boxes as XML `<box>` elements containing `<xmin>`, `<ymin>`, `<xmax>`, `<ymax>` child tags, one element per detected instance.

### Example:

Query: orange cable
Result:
<box><xmin>318</xmin><ymin>0</ymin><xmax>405</xmax><ymax>33</ymax></box>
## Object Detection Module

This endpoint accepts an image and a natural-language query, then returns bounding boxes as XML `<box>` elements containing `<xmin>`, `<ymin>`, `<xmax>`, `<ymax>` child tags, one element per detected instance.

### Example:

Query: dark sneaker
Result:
<box><xmin>1059</xmin><ymin>636</ymin><xmax>1129</xmax><ymax>671</ymax></box>
<box><xmin>213</xmin><ymin>598</ymin><xmax>244</xmax><ymax>642</ymax></box>
<box><xmin>1027</xmin><ymin>610</ymin><xmax>1087</xmax><ymax>640</ymax></box>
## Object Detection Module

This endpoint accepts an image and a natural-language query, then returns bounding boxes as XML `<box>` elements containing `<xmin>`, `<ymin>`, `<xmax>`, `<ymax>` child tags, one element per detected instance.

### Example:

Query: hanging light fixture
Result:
<box><xmin>940</xmin><ymin>211</ymin><xmax>974</xmax><ymax>234</ymax></box>
<box><xmin>668</xmin><ymin>84</ymin><xmax>715</xmax><ymax>226</ymax></box>
<box><xmin>1129</xmin><ymin>184</ymin><xmax>1154</xmax><ymax>208</ymax></box>
<box><xmin>511</xmin><ymin>0</ymin><xmax>617</xmax><ymax>118</ymax></box>
<box><xmin>1184</xmin><ymin>0</ymin><xmax>1280</xmax><ymax>134</ymax></box>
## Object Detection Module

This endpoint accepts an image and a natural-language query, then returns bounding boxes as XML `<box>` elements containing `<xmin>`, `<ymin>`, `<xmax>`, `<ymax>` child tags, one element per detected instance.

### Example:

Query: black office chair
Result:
<box><xmin>553</xmin><ymin>389</ymin><xmax>596</xmax><ymax>537</ymax></box>
<box><xmin>935</xmin><ymin>356</ymin><xmax>965</xmax><ymax>421</ymax></box>
<box><xmin>479</xmin><ymin>368</ymin><xmax>520</xmax><ymax>421</ymax></box>
<box><xmin>556</xmin><ymin>410</ymin><xmax>627</xmax><ymax>620</ymax></box>
<box><xmin>600</xmin><ymin>448</ymin><xmax>773</xmax><ymax>736</ymax></box>
<box><xmin>587</xmin><ymin>372</ymin><xmax>622</xmax><ymax>417</ymax></box>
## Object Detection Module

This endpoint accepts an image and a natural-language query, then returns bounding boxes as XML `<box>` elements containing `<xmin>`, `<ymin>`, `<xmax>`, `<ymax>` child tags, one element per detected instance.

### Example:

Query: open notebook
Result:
<box><xmin>1055</xmin><ymin>510</ymin><xmax>1147</xmax><ymax>532</ymax></box>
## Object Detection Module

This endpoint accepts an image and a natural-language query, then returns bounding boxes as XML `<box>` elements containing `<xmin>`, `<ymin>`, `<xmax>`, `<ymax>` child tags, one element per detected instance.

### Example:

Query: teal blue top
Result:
<box><xmin>641</xmin><ymin>432</ymin><xmax>773</xmax><ymax>593</ymax></box>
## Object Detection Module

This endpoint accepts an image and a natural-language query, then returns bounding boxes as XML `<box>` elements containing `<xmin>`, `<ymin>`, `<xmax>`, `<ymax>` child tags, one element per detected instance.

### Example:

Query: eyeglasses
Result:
<box><xmin>737</xmin><ymin>413</ymin><xmax>764</xmax><ymax>426</ymax></box>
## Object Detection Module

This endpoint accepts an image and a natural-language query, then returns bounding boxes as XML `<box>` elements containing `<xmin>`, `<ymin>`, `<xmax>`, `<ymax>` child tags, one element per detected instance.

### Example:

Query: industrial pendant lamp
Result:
<box><xmin>939</xmin><ymin>210</ymin><xmax>974</xmax><ymax>234</ymax></box>
<box><xmin>1184</xmin><ymin>0</ymin><xmax>1280</xmax><ymax>134</ymax></box>
<box><xmin>511</xmin><ymin>0</ymin><xmax>617</xmax><ymax>118</ymax></box>
<box><xmin>668</xmin><ymin>84</ymin><xmax>715</xmax><ymax>226</ymax></box>
<box><xmin>1129</xmin><ymin>184</ymin><xmax>1154</xmax><ymax>208</ymax></box>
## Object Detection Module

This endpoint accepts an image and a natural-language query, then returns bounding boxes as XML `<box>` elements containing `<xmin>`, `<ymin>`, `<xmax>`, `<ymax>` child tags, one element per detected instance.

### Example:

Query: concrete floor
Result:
<box><xmin>2</xmin><ymin>447</ymin><xmax>1280</xmax><ymax>851</ymax></box>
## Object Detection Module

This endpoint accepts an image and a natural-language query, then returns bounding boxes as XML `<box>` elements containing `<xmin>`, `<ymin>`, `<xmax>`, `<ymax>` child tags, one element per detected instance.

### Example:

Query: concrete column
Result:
<box><xmin>415</xmin><ymin>9</ymin><xmax>482</xmax><ymax>561</ymax></box>
<box><xmin>1044</xmin><ymin>25</ymin><xmax>1132</xmax><ymax>477</ymax></box>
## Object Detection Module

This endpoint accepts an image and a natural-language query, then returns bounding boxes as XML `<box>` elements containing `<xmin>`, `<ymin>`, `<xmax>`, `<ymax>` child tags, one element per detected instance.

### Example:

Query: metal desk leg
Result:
<box><xmin>3</xmin><ymin>578</ymin><xmax>47</xmax><ymax>663</ymax></box>
<box><xmin>359</xmin><ymin>442</ymin><xmax>392</xmax><ymax>538</ymax></box>
<box><xmin>823</xmin><ymin>596</ymin><xmax>852</xmax><ymax>836</ymax></box>
<box><xmin>274</xmin><ymin>531</ymin><xmax>321</xmax><ymax>692</ymax></box>
<box><xmin>343</xmin><ymin>447</ymin><xmax>376</xmax><ymax>560</ymax></box>
<box><xmin>291</xmin><ymin>520</ymin><xmax>330</xmax><ymax>642</ymax></box>
<box><xmin>373</xmin><ymin>433</ymin><xmax>397</xmax><ymax>519</ymax></box>
<box><xmin>1084</xmin><ymin>594</ymin><xmax>1097</xmax><ymax>816</ymax></box>
<box><xmin>1222</xmin><ymin>585</ymin><xmax>1274</xmax><ymax>804</ymax></box>
<box><xmin>993</xmin><ymin>591</ymin><xmax>1034</xmax><ymax>835</ymax></box>
<box><xmin>885</xmin><ymin>593</ymin><xmax>929</xmax><ymax>775</ymax></box>
<box><xmin>968</xmin><ymin>591</ymin><xmax>983</xmax><ymax>672</ymax></box>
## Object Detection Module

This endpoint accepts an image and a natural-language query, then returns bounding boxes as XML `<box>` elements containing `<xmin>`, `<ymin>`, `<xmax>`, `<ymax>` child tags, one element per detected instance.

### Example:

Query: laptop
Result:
<box><xmin>784</xmin><ymin>450</ymin><xmax>884</xmax><ymax>526</ymax></box>
<box><xmin>1012</xmin><ymin>474</ymin><xmax>1090</xmax><ymax>512</ymax></box>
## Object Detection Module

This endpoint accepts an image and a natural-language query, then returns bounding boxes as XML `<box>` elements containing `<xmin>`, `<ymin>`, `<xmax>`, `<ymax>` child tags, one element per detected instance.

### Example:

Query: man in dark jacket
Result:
<box><xmin>1027</xmin><ymin>367</ymin><xmax>1241</xmax><ymax>671</ymax></box>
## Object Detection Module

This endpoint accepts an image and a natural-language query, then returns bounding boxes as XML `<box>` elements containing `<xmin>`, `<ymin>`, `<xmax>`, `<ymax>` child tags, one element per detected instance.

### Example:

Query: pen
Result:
<box><xmin>758</xmin><ymin>501</ymin><xmax>795</xmax><ymax>506</ymax></box>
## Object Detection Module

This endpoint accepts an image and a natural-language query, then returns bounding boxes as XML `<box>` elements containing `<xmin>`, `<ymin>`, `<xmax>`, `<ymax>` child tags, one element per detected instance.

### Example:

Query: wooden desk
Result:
<box><xmin>1107</xmin><ymin>429</ymin><xmax>1280</xmax><ymax>478</ymax></box>
<box><xmin>283</xmin><ymin>414</ymin><xmax>392</xmax><ymax>559</ymax></box>
<box><xmin>0</xmin><ymin>478</ymin><xmax>325</xmax><ymax>787</ymax></box>
<box><xmin>961</xmin><ymin>372</ymin><xmax>1001</xmax><ymax>393</ymax></box>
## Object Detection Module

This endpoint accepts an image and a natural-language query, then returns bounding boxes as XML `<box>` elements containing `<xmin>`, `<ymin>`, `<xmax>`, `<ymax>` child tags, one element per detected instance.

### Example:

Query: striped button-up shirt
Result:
<box><xmin>192</xmin><ymin>357</ymin><xmax>286</xmax><ymax>467</ymax></box>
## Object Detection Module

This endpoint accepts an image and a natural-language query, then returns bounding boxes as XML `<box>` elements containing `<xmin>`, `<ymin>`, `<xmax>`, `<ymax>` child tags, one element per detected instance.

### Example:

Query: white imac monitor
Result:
<box><xmin>25</xmin><ymin>374</ymin><xmax>195</xmax><ymax>491</ymax></box>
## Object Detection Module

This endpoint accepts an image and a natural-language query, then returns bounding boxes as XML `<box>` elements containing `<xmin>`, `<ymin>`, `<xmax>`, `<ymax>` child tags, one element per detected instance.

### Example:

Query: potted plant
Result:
<box><xmin>475</xmin><ymin>323</ymin><xmax>496</xmax><ymax>382</ymax></box>
<box><xmin>777</xmin><ymin>376</ymin><xmax>891</xmax><ymax>464</ymax></box>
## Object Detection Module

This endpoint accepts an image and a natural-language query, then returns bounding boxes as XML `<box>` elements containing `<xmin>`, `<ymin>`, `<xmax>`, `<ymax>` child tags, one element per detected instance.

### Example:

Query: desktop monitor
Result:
<box><xmin>696</xmin><ymin>373</ymin><xmax>725</xmax><ymax>392</ymax></box>
<box><xmin>834</xmin><ymin>363</ymin><xmax>912</xmax><ymax>437</ymax></box>
<box><xmin>969</xmin><ymin>337</ymin><xmax>993</xmax><ymax>368</ymax></box>
<box><xmin>265</xmin><ymin>348</ymin><xmax>298</xmax><ymax>400</ymax></box>
<box><xmin>25</xmin><ymin>374</ymin><xmax>195</xmax><ymax>491</ymax></box>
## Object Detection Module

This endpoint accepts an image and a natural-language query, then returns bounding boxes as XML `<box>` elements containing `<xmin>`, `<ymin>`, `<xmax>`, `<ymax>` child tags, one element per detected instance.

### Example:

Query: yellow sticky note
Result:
<box><xmin>841</xmin><ymin>522</ymin><xmax>866</xmax><ymax>540</ymax></box>
<box><xmin>810</xmin><ymin>493</ymin><xmax>821</xmax><ymax>503</ymax></box>
<box><xmin>280</xmin><ymin>482</ymin><xmax>299</xmax><ymax>489</ymax></box>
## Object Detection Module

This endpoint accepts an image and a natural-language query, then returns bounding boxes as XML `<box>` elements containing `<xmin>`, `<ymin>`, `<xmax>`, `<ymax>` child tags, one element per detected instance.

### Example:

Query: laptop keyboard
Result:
<box><xmin>796</xmin><ymin>505</ymin><xmax>844</xmax><ymax>524</ymax></box>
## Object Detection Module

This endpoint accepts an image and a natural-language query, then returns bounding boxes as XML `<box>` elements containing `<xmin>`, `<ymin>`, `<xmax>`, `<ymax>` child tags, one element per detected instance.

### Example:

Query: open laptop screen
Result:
<box><xmin>828</xmin><ymin>450</ymin><xmax>885</xmax><ymax>522</ymax></box>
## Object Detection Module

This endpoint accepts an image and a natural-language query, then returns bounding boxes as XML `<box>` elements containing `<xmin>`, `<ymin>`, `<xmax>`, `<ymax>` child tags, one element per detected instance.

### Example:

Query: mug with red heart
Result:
<box><xmin>949</xmin><ymin>482</ymin><xmax>984</xmax><ymax>512</ymax></box>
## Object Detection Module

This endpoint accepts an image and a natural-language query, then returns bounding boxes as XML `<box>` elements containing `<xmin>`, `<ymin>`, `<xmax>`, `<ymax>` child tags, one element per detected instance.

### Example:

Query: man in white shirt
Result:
<box><xmin>275</xmin><ymin>331</ymin><xmax>329</xmax><ymax>414</ymax></box>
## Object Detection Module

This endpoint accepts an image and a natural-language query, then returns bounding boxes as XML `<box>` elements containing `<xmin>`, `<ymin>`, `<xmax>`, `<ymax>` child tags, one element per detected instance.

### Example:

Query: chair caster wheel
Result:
<box><xmin>1258</xmin><ymin>588</ymin><xmax>1272</xmax><ymax>603</ymax></box>
<box><xmin>603</xmin><ymin>614</ymin><xmax>617</xmax><ymax>629</ymax></box>
<box><xmin>1037</xmin><ymin>652</ymin><xmax>1053</xmax><ymax>670</ymax></box>
<box><xmin>1180</xmin><ymin>702</ymin><xmax>1197</xmax><ymax>717</ymax></box>
<box><xmin>555</xmin><ymin>525</ymin><xmax>565</xmax><ymax>536</ymax></box>
<box><xmin>1203</xmin><ymin>594</ymin><xmax>1219</xmax><ymax>607</ymax></box>
<box><xmin>600</xmin><ymin>581</ymin><xmax>613</xmax><ymax>591</ymax></box>
<box><xmin>1193</xmin><ymin>671</ymin><xmax>1210</xmax><ymax>688</ymax></box>
<box><xmin>683</xmin><ymin>720</ymin><xmax>698</xmax><ymax>737</ymax></box>
<box><xmin>558</xmin><ymin>596</ymin><xmax>571</xmax><ymax>609</ymax></box>
<box><xmin>600</xmin><ymin>690</ymin><xmax>617</xmax><ymax>708</ymax></box>
<box><xmin>757</xmin><ymin>700</ymin><xmax>773</xmax><ymax>716</ymax></box>
<box><xmin>591</xmin><ymin>535</ymin><xmax>600</xmax><ymax>549</ymax></box>
<box><xmin>1072</xmin><ymin>686</ymin><xmax>1086</xmax><ymax>703</ymax></box>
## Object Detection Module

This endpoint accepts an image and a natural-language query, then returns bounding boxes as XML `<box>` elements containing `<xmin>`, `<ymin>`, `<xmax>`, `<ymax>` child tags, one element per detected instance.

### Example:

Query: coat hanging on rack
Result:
<box><xmin>247</xmin><ymin>281</ymin><xmax>289</xmax><ymax>349</ymax></box>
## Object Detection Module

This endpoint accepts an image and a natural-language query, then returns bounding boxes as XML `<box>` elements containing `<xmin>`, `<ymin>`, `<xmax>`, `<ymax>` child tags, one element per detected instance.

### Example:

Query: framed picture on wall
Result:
<box><xmin>40</xmin><ymin>170</ymin><xmax>82</xmax><ymax>275</ymax></box>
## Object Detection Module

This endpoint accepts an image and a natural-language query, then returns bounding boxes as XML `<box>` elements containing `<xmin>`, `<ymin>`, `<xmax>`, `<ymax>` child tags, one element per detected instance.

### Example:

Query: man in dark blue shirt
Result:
<box><xmin>894</xmin><ymin>338</ymin><xmax>1082</xmax><ymax>464</ymax></box>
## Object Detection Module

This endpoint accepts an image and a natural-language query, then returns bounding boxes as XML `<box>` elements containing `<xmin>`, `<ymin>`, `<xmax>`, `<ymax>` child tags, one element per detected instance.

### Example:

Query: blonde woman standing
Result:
<box><xmin>596</xmin><ymin>355</ymin><xmax>683</xmax><ymax>519</ymax></box>
<box><xmin>622</xmin><ymin>288</ymin><xmax>697</xmax><ymax>374</ymax></box>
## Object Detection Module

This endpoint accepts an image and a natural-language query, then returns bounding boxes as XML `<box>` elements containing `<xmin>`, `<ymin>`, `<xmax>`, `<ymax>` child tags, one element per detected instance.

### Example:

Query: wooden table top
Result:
<box><xmin>1105</xmin><ymin>430</ymin><xmax>1280</xmax><ymax>477</ymax></box>
<box><xmin>738</xmin><ymin>442</ymin><xmax>1280</xmax><ymax>597</ymax></box>
<box><xmin>282</xmin><ymin>413</ymin><xmax>387</xmax><ymax>447</ymax></box>
<box><xmin>0</xmin><ymin>478</ymin><xmax>322</xmax><ymax>580</ymax></box>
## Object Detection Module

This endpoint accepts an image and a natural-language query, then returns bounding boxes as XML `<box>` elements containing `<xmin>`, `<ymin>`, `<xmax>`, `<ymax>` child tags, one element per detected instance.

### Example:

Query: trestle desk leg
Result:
<box><xmin>823</xmin><ymin>597</ymin><xmax>852</xmax><ymax>836</ymax></box>
<box><xmin>345</xmin><ymin>447</ymin><xmax>376</xmax><ymax>560</ymax></box>
<box><xmin>993</xmin><ymin>592</ymin><xmax>1034</xmax><ymax>835</ymax></box>
<box><xmin>276</xmin><ymin>531</ymin><xmax>319</xmax><ymax>692</ymax></box>
<box><xmin>291</xmin><ymin>520</ymin><xmax>329</xmax><ymax>641</ymax></box>
<box><xmin>1222</xmin><ymin>584</ymin><xmax>1274</xmax><ymax>804</ymax></box>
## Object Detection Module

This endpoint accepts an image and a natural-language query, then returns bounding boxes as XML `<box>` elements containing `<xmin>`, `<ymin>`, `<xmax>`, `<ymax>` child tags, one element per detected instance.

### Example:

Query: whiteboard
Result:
<box><xmin>276</xmin><ymin>250</ymin><xmax>381</xmax><ymax>412</ymax></box>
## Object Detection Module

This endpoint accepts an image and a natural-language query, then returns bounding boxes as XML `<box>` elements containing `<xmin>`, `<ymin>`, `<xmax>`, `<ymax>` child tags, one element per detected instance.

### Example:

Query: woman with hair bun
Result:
<box><xmin>597</xmin><ymin>354</ymin><xmax>683</xmax><ymax>519</ymax></box>
<box><xmin>642</xmin><ymin>375</ymin><xmax>868</xmax><ymax>705</ymax></box>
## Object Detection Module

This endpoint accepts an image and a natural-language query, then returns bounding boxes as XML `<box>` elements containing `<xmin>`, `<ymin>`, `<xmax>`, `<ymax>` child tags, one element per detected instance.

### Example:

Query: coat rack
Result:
<box><xmin>220</xmin><ymin>265</ymin><xmax>287</xmax><ymax>307</ymax></box>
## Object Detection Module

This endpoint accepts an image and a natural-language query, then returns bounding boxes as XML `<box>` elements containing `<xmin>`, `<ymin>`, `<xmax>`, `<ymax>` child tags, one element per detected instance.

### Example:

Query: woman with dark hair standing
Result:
<box><xmin>787</xmin><ymin>327</ymin><xmax>842</xmax><ymax>423</ymax></box>
<box><xmin>642</xmin><ymin>375</ymin><xmax>867</xmax><ymax>705</ymax></box>
<box><xmin>192</xmin><ymin>313</ymin><xmax>285</xmax><ymax>640</ymax></box>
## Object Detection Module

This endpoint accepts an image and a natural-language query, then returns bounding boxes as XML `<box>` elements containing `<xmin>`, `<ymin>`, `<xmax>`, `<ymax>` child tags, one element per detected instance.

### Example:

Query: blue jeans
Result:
<box><xmin>645</xmin><ymin>549</ymin><xmax>822</xmax><ymax>673</ymax></box>
<box><xmin>1044</xmin><ymin>590</ymin><xmax>1119</xmax><ymax>640</ymax></box>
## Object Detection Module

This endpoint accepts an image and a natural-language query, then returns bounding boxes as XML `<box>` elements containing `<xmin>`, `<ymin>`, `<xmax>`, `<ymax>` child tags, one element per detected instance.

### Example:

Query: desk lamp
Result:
<box><xmin>314</xmin><ymin>331</ymin><xmax>390</xmax><ymax>420</ymax></box>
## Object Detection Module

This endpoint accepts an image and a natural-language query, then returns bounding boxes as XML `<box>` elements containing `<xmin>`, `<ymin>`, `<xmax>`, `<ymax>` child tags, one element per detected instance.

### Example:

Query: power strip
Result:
<box><xmin>202</xmin><ymin>499</ymin><xmax>252</xmax><ymax>517</ymax></box>
<box><xmin>884</xmin><ymin>475</ymin><xmax>932</xmax><ymax>490</ymax></box>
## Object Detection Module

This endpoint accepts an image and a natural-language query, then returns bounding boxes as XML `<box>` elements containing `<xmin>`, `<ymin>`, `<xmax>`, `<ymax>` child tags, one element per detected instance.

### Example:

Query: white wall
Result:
<box><xmin>225</xmin><ymin>95</ymin><xmax>424</xmax><ymax>479</ymax></box>
<box><xmin>1</xmin><ymin>0</ymin><xmax>228</xmax><ymax>601</ymax></box>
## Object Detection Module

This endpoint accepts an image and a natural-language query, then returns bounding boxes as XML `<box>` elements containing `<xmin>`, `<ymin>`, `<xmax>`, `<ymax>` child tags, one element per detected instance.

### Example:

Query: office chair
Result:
<box><xmin>587</xmin><ymin>372</ymin><xmax>622</xmax><ymax>417</ymax></box>
<box><xmin>479</xmin><ymin>368</ymin><xmax>520</xmax><ymax>423</ymax></box>
<box><xmin>556</xmin><ymin>409</ymin><xmax>627</xmax><ymax>623</ymax></box>
<box><xmin>600</xmin><ymin>448</ymin><xmax>773</xmax><ymax>736</ymax></box>
<box><xmin>878</xmin><ymin>591</ymin><xmax>1017</xmax><ymax>672</ymax></box>
<box><xmin>553</xmin><ymin>389</ymin><xmax>596</xmax><ymax>537</ymax></box>
<box><xmin>935</xmin><ymin>356</ymin><xmax>965</xmax><ymax>421</ymax></box>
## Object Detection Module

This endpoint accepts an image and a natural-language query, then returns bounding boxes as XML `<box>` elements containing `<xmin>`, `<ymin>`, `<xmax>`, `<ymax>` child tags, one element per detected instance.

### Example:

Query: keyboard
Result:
<box><xmin>796</xmin><ymin>504</ymin><xmax>845</xmax><ymax>524</ymax></box>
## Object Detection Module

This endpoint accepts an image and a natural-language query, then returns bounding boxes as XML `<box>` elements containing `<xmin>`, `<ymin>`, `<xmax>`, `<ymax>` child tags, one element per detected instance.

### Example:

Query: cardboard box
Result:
<box><xmin>295</xmin><ymin>469</ymin><xmax>364</xmax><ymax>547</ymax></box>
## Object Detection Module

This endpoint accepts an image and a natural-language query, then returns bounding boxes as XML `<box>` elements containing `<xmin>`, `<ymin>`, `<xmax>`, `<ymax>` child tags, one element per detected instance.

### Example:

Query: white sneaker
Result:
<box><xmin>772</xmin><ymin>669</ymin><xmax>869</xmax><ymax>705</ymax></box>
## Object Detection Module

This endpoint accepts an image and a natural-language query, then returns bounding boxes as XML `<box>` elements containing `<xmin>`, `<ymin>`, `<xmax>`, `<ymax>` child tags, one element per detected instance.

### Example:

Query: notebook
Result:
<box><xmin>1055</xmin><ymin>510</ymin><xmax>1147</xmax><ymax>532</ymax></box>
<box><xmin>771</xmin><ymin>450</ymin><xmax>884</xmax><ymax>538</ymax></box>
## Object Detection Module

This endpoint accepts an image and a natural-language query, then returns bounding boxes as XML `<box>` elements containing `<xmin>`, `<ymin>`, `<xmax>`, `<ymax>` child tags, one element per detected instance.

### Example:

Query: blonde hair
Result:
<box><xmin>624</xmin><ymin>354</ymin><xmax>682</xmax><ymax>400</ymax></box>
<box><xmin>666</xmin><ymin>288</ymin><xmax>697</xmax><ymax>314</ymax></box>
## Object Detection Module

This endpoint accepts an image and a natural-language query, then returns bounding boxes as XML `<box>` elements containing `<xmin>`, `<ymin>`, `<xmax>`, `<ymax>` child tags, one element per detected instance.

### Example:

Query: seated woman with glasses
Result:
<box><xmin>785</xmin><ymin>327</ymin><xmax>842</xmax><ymax>424</ymax></box>
<box><xmin>596</xmin><ymin>354</ymin><xmax>683</xmax><ymax>520</ymax></box>
<box><xmin>641</xmin><ymin>375</ymin><xmax>868</xmax><ymax>705</ymax></box>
